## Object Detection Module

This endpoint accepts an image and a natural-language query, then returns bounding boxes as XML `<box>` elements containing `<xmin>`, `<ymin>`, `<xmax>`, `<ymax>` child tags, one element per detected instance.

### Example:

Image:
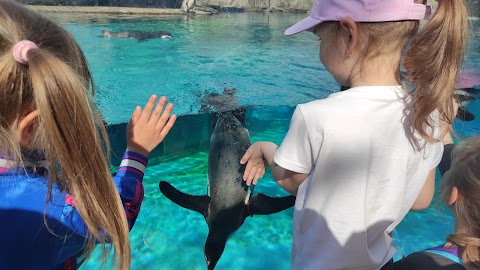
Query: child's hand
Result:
<box><xmin>240</xmin><ymin>142</ymin><xmax>267</xmax><ymax>186</ymax></box>
<box><xmin>126</xmin><ymin>95</ymin><xmax>177</xmax><ymax>157</ymax></box>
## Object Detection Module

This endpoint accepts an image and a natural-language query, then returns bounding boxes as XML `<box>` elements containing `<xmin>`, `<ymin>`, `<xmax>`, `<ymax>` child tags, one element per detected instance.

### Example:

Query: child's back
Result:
<box><xmin>288</xmin><ymin>86</ymin><xmax>441</xmax><ymax>268</ymax></box>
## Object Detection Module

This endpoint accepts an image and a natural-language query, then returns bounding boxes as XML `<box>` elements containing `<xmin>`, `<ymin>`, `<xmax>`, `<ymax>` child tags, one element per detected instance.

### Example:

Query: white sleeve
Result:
<box><xmin>274</xmin><ymin>106</ymin><xmax>314</xmax><ymax>174</ymax></box>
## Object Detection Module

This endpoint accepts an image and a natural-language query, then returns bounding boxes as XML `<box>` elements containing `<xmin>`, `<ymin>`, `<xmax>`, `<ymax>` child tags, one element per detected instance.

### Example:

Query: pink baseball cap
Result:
<box><xmin>285</xmin><ymin>0</ymin><xmax>432</xmax><ymax>36</ymax></box>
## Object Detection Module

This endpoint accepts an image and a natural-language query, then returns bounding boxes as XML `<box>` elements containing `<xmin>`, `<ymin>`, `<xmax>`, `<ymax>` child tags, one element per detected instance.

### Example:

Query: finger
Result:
<box><xmin>156</xmin><ymin>103</ymin><xmax>174</xmax><ymax>130</ymax></box>
<box><xmin>150</xmin><ymin>96</ymin><xmax>167</xmax><ymax>124</ymax></box>
<box><xmin>139</xmin><ymin>94</ymin><xmax>157</xmax><ymax>123</ymax></box>
<box><xmin>245</xmin><ymin>166</ymin><xmax>257</xmax><ymax>186</ymax></box>
<box><xmin>245</xmin><ymin>166</ymin><xmax>258</xmax><ymax>186</ymax></box>
<box><xmin>252</xmin><ymin>169</ymin><xmax>264</xmax><ymax>185</ymax></box>
<box><xmin>244</xmin><ymin>174</ymin><xmax>252</xmax><ymax>186</ymax></box>
<box><xmin>240</xmin><ymin>149</ymin><xmax>253</xmax><ymax>165</ymax></box>
<box><xmin>243</xmin><ymin>163</ymin><xmax>253</xmax><ymax>183</ymax></box>
<box><xmin>158</xmin><ymin>114</ymin><xmax>177</xmax><ymax>139</ymax></box>
<box><xmin>128</xmin><ymin>106</ymin><xmax>142</xmax><ymax>127</ymax></box>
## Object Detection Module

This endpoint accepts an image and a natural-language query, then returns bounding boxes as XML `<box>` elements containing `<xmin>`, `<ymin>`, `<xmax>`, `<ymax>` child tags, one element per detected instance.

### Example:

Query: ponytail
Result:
<box><xmin>404</xmin><ymin>0</ymin><xmax>469</xmax><ymax>141</ymax></box>
<box><xmin>447</xmin><ymin>234</ymin><xmax>480</xmax><ymax>270</ymax></box>
<box><xmin>26</xmin><ymin>44</ymin><xmax>131</xmax><ymax>269</ymax></box>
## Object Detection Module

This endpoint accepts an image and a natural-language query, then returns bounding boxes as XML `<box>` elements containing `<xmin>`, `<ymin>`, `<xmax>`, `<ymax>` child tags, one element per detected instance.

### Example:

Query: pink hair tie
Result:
<box><xmin>12</xmin><ymin>40</ymin><xmax>38</xmax><ymax>65</ymax></box>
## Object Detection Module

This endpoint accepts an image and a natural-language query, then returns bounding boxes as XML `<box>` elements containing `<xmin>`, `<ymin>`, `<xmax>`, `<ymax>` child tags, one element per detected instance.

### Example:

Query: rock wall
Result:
<box><xmin>19</xmin><ymin>0</ymin><xmax>183</xmax><ymax>8</ymax></box>
<box><xmin>19</xmin><ymin>0</ymin><xmax>312</xmax><ymax>10</ymax></box>
<box><xmin>195</xmin><ymin>0</ymin><xmax>312</xmax><ymax>11</ymax></box>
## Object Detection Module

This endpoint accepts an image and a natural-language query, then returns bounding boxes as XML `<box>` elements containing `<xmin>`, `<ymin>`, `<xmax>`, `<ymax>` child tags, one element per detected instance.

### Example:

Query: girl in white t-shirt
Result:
<box><xmin>240</xmin><ymin>0</ymin><xmax>469</xmax><ymax>269</ymax></box>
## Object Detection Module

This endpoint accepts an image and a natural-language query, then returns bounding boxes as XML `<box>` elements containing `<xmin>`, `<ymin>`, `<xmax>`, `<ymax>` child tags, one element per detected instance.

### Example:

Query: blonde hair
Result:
<box><xmin>404</xmin><ymin>0</ymin><xmax>469</xmax><ymax>141</ymax></box>
<box><xmin>0</xmin><ymin>0</ymin><xmax>130</xmax><ymax>269</ymax></box>
<box><xmin>440</xmin><ymin>136</ymin><xmax>480</xmax><ymax>270</ymax></box>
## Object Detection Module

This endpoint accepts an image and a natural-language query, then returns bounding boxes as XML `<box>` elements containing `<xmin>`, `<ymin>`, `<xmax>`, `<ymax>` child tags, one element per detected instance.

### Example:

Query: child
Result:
<box><xmin>240</xmin><ymin>0</ymin><xmax>469</xmax><ymax>269</ymax></box>
<box><xmin>395</xmin><ymin>136</ymin><xmax>480</xmax><ymax>270</ymax></box>
<box><xmin>0</xmin><ymin>0</ymin><xmax>177</xmax><ymax>269</ymax></box>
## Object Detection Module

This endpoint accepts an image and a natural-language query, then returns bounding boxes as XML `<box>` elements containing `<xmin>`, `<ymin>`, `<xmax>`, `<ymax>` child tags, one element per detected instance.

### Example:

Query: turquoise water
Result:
<box><xmin>49</xmin><ymin>12</ymin><xmax>338</xmax><ymax>125</ymax></box>
<box><xmin>41</xmin><ymin>12</ymin><xmax>480</xmax><ymax>269</ymax></box>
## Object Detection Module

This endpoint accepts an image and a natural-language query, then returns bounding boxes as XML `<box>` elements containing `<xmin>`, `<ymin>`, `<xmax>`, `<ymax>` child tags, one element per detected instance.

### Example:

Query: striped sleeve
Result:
<box><xmin>116</xmin><ymin>151</ymin><xmax>148</xmax><ymax>178</ymax></box>
<box><xmin>113</xmin><ymin>151</ymin><xmax>148</xmax><ymax>229</ymax></box>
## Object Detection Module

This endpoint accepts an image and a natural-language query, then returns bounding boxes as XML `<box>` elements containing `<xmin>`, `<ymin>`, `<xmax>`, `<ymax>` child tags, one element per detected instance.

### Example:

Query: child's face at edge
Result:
<box><xmin>314</xmin><ymin>23</ymin><xmax>352</xmax><ymax>87</ymax></box>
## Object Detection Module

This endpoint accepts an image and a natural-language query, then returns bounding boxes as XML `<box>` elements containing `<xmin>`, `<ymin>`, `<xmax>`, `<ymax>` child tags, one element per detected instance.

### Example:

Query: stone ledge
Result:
<box><xmin>26</xmin><ymin>5</ymin><xmax>184</xmax><ymax>14</ymax></box>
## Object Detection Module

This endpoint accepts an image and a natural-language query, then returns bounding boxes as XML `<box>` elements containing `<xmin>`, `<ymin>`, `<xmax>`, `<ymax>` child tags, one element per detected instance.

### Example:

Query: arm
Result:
<box><xmin>273</xmin><ymin>163</ymin><xmax>309</xmax><ymax>195</ymax></box>
<box><xmin>241</xmin><ymin>141</ymin><xmax>308</xmax><ymax>195</ymax></box>
<box><xmin>241</xmin><ymin>107</ymin><xmax>312</xmax><ymax>195</ymax></box>
<box><xmin>119</xmin><ymin>94</ymin><xmax>176</xmax><ymax>227</ymax></box>
<box><xmin>113</xmin><ymin>151</ymin><xmax>148</xmax><ymax>229</ymax></box>
<box><xmin>413</xmin><ymin>138</ymin><xmax>456</xmax><ymax>211</ymax></box>
<box><xmin>411</xmin><ymin>101</ymin><xmax>456</xmax><ymax>211</ymax></box>
<box><xmin>411</xmin><ymin>168</ymin><xmax>435</xmax><ymax>210</ymax></box>
<box><xmin>60</xmin><ymin>95</ymin><xmax>177</xmax><ymax>235</ymax></box>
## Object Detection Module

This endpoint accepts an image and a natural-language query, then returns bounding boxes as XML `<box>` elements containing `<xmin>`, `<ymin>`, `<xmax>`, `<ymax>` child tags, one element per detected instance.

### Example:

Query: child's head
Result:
<box><xmin>0</xmin><ymin>2</ymin><xmax>92</xmax><ymax>153</ymax></box>
<box><xmin>285</xmin><ymin>0</ymin><xmax>469</xmax><ymax>142</ymax></box>
<box><xmin>441</xmin><ymin>136</ymin><xmax>480</xmax><ymax>227</ymax></box>
<box><xmin>0</xmin><ymin>0</ymin><xmax>130</xmax><ymax>268</ymax></box>
<box><xmin>311</xmin><ymin>20</ymin><xmax>418</xmax><ymax>86</ymax></box>
<box><xmin>440</xmin><ymin>136</ymin><xmax>480</xmax><ymax>269</ymax></box>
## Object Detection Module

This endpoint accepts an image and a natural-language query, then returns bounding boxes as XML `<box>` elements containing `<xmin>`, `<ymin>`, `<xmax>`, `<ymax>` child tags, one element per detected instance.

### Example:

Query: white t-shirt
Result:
<box><xmin>274</xmin><ymin>86</ymin><xmax>443</xmax><ymax>270</ymax></box>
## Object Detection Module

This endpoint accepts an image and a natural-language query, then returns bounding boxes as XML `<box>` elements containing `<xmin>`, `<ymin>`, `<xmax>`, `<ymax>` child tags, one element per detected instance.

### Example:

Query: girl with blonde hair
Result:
<box><xmin>240</xmin><ymin>0</ymin><xmax>469</xmax><ymax>269</ymax></box>
<box><xmin>396</xmin><ymin>136</ymin><xmax>480</xmax><ymax>270</ymax></box>
<box><xmin>0</xmin><ymin>0</ymin><xmax>176</xmax><ymax>269</ymax></box>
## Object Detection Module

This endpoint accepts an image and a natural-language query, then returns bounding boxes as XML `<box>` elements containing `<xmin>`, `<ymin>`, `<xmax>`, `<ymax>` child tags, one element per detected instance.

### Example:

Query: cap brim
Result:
<box><xmin>284</xmin><ymin>16</ymin><xmax>323</xmax><ymax>36</ymax></box>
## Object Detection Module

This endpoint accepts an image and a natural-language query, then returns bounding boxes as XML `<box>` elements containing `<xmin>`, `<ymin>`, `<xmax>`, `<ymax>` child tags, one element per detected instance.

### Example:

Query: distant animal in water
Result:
<box><xmin>100</xmin><ymin>30</ymin><xmax>173</xmax><ymax>42</ymax></box>
<box><xmin>159</xmin><ymin>108</ymin><xmax>295</xmax><ymax>270</ymax></box>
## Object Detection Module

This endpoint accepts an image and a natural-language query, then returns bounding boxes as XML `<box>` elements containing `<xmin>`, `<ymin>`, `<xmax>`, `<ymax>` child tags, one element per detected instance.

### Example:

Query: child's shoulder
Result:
<box><xmin>298</xmin><ymin>89</ymin><xmax>365</xmax><ymax>111</ymax></box>
<box><xmin>0</xmin><ymin>173</ymin><xmax>65</xmax><ymax>206</ymax></box>
<box><xmin>300</xmin><ymin>93</ymin><xmax>344</xmax><ymax>108</ymax></box>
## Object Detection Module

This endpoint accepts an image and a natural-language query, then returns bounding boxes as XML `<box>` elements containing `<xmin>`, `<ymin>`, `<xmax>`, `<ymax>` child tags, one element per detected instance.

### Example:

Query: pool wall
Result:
<box><xmin>107</xmin><ymin>111</ymin><xmax>211</xmax><ymax>166</ymax></box>
<box><xmin>106</xmin><ymin>106</ymin><xmax>296</xmax><ymax>166</ymax></box>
